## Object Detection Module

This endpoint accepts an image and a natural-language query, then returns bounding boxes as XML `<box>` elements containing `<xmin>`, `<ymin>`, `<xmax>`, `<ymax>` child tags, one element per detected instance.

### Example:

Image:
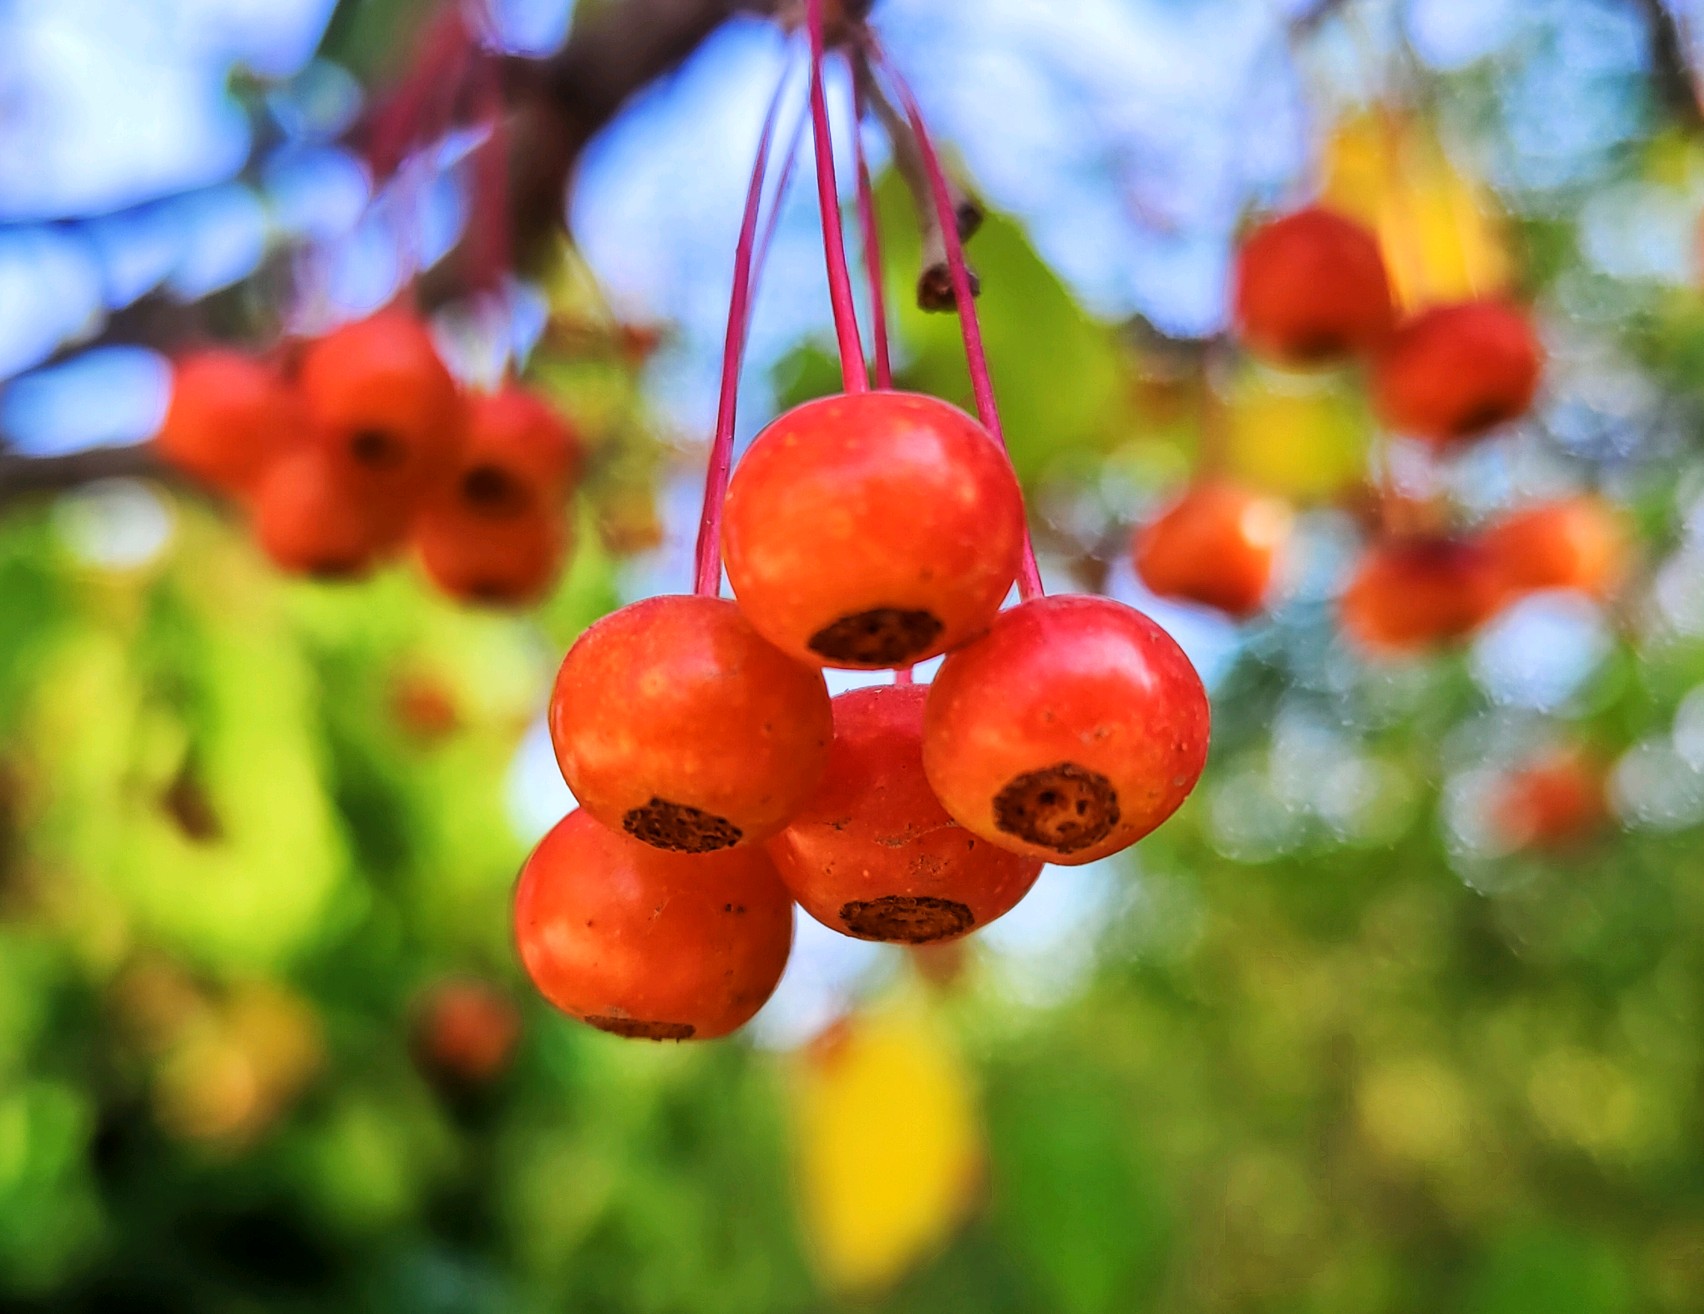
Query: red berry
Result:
<box><xmin>1487</xmin><ymin>750</ymin><xmax>1607</xmax><ymax>853</ymax></box>
<box><xmin>721</xmin><ymin>392</ymin><xmax>1026</xmax><ymax>669</ymax></box>
<box><xmin>413</xmin><ymin>978</ymin><xmax>521</xmax><ymax>1086</ymax></box>
<box><xmin>1373</xmin><ymin>300</ymin><xmax>1542</xmax><ymax>445</ymax></box>
<box><xmin>550</xmin><ymin>595</ymin><xmax>833</xmax><ymax>852</ymax></box>
<box><xmin>921</xmin><ymin>595</ymin><xmax>1210</xmax><ymax>865</ymax></box>
<box><xmin>1233</xmin><ymin>207</ymin><xmax>1395</xmax><ymax>366</ymax></box>
<box><xmin>514</xmin><ymin>809</ymin><xmax>794</xmax><ymax>1041</ymax></box>
<box><xmin>455</xmin><ymin>387</ymin><xmax>583</xmax><ymax>514</ymax></box>
<box><xmin>1339</xmin><ymin>535</ymin><xmax>1503</xmax><ymax>654</ymax></box>
<box><xmin>1479</xmin><ymin>496</ymin><xmax>1627</xmax><ymax>602</ymax></box>
<box><xmin>156</xmin><ymin>350</ymin><xmax>303</xmax><ymax>494</ymax></box>
<box><xmin>252</xmin><ymin>445</ymin><xmax>396</xmax><ymax>580</ymax></box>
<box><xmin>390</xmin><ymin>671</ymin><xmax>461</xmax><ymax>741</ymax></box>
<box><xmin>767</xmin><ymin>684</ymin><xmax>1042</xmax><ymax>944</ymax></box>
<box><xmin>415</xmin><ymin>500</ymin><xmax>566</xmax><ymax>606</ymax></box>
<box><xmin>1133</xmin><ymin>480</ymin><xmax>1292</xmax><ymax>618</ymax></box>
<box><xmin>298</xmin><ymin>310</ymin><xmax>464</xmax><ymax>501</ymax></box>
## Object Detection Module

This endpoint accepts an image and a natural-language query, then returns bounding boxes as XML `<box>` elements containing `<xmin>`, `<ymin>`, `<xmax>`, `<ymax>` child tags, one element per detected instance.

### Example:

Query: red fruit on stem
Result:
<box><xmin>1233</xmin><ymin>207</ymin><xmax>1396</xmax><ymax>367</ymax></box>
<box><xmin>921</xmin><ymin>595</ymin><xmax>1211</xmax><ymax>865</ymax></box>
<box><xmin>156</xmin><ymin>350</ymin><xmax>303</xmax><ymax>494</ymax></box>
<box><xmin>415</xmin><ymin>501</ymin><xmax>566</xmax><ymax>606</ymax></box>
<box><xmin>413</xmin><ymin>979</ymin><xmax>521</xmax><ymax>1085</ymax></box>
<box><xmin>1133</xmin><ymin>480</ymin><xmax>1293</xmax><ymax>618</ymax></box>
<box><xmin>454</xmin><ymin>387</ymin><xmax>583</xmax><ymax>515</ymax></box>
<box><xmin>721</xmin><ymin>392</ymin><xmax>1026</xmax><ymax>669</ymax></box>
<box><xmin>390</xmin><ymin>672</ymin><xmax>461</xmax><ymax>742</ymax></box>
<box><xmin>1487</xmin><ymin>750</ymin><xmax>1607</xmax><ymax>853</ymax></box>
<box><xmin>1479</xmin><ymin>496</ymin><xmax>1627</xmax><ymax>602</ymax></box>
<box><xmin>767</xmin><ymin>684</ymin><xmax>1042</xmax><ymax>944</ymax></box>
<box><xmin>1373</xmin><ymin>300</ymin><xmax>1542</xmax><ymax>445</ymax></box>
<box><xmin>252</xmin><ymin>445</ymin><xmax>394</xmax><ymax>580</ymax></box>
<box><xmin>550</xmin><ymin>595</ymin><xmax>833</xmax><ymax>852</ymax></box>
<box><xmin>1339</xmin><ymin>535</ymin><xmax>1503</xmax><ymax>654</ymax></box>
<box><xmin>298</xmin><ymin>310</ymin><xmax>464</xmax><ymax>502</ymax></box>
<box><xmin>514</xmin><ymin>809</ymin><xmax>794</xmax><ymax>1041</ymax></box>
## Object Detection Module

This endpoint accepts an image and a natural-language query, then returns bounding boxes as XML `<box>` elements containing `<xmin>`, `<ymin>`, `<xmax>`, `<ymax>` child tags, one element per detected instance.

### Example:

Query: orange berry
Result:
<box><xmin>1233</xmin><ymin>207</ymin><xmax>1396</xmax><ymax>366</ymax></box>
<box><xmin>1373</xmin><ymin>301</ymin><xmax>1542</xmax><ymax>446</ymax></box>
<box><xmin>252</xmin><ymin>445</ymin><xmax>395</xmax><ymax>580</ymax></box>
<box><xmin>1340</xmin><ymin>536</ymin><xmax>1503</xmax><ymax>654</ymax></box>
<box><xmin>1133</xmin><ymin>480</ymin><xmax>1292</xmax><ymax>617</ymax></box>
<box><xmin>1479</xmin><ymin>496</ymin><xmax>1627</xmax><ymax>602</ymax></box>
<box><xmin>156</xmin><ymin>350</ymin><xmax>303</xmax><ymax>494</ymax></box>
<box><xmin>298</xmin><ymin>310</ymin><xmax>464</xmax><ymax>504</ymax></box>
<box><xmin>415</xmin><ymin>500</ymin><xmax>566</xmax><ymax>606</ymax></box>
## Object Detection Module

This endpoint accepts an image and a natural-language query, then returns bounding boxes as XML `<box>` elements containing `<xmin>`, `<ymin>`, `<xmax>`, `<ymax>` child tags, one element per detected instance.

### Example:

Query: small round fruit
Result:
<box><xmin>721</xmin><ymin>391</ymin><xmax>1025</xmax><ymax>669</ymax></box>
<box><xmin>455</xmin><ymin>387</ymin><xmax>583</xmax><ymax>515</ymax></box>
<box><xmin>514</xmin><ymin>809</ymin><xmax>794</xmax><ymax>1041</ymax></box>
<box><xmin>922</xmin><ymin>595</ymin><xmax>1210</xmax><ymax>865</ymax></box>
<box><xmin>1373</xmin><ymin>300</ymin><xmax>1542</xmax><ymax>445</ymax></box>
<box><xmin>550</xmin><ymin>595</ymin><xmax>833</xmax><ymax>852</ymax></box>
<box><xmin>1487</xmin><ymin>750</ymin><xmax>1607</xmax><ymax>853</ymax></box>
<box><xmin>1133</xmin><ymin>480</ymin><xmax>1293</xmax><ymax>618</ymax></box>
<box><xmin>1339</xmin><ymin>535</ymin><xmax>1502</xmax><ymax>654</ymax></box>
<box><xmin>1233</xmin><ymin>207</ymin><xmax>1395</xmax><ymax>366</ymax></box>
<box><xmin>412</xmin><ymin>978</ymin><xmax>521</xmax><ymax>1086</ymax></box>
<box><xmin>767</xmin><ymin>684</ymin><xmax>1041</xmax><ymax>944</ymax></box>
<box><xmin>415</xmin><ymin>501</ymin><xmax>566</xmax><ymax>606</ymax></box>
<box><xmin>156</xmin><ymin>350</ymin><xmax>302</xmax><ymax>494</ymax></box>
<box><xmin>1479</xmin><ymin>496</ymin><xmax>1627</xmax><ymax>601</ymax></box>
<box><xmin>299</xmin><ymin>310</ymin><xmax>463</xmax><ymax>498</ymax></box>
<box><xmin>252</xmin><ymin>446</ymin><xmax>391</xmax><ymax>580</ymax></box>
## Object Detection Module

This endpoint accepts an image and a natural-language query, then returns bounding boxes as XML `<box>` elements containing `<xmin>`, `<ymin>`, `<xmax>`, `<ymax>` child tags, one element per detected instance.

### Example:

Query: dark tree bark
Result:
<box><xmin>0</xmin><ymin>443</ymin><xmax>171</xmax><ymax>509</ymax></box>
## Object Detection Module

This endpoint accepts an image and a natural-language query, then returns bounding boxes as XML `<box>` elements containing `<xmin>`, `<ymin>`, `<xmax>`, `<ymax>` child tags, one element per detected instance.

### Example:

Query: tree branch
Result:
<box><xmin>1635</xmin><ymin>0</ymin><xmax>1703</xmax><ymax>127</ymax></box>
<box><xmin>13</xmin><ymin>0</ymin><xmax>786</xmax><ymax>382</ymax></box>
<box><xmin>481</xmin><ymin>0</ymin><xmax>788</xmax><ymax>271</ymax></box>
<box><xmin>1289</xmin><ymin>0</ymin><xmax>1351</xmax><ymax>38</ymax></box>
<box><xmin>0</xmin><ymin>443</ymin><xmax>171</xmax><ymax>510</ymax></box>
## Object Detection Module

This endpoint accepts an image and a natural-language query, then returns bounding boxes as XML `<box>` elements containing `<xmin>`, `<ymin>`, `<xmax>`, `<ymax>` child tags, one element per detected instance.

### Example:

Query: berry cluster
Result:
<box><xmin>1340</xmin><ymin>494</ymin><xmax>1626</xmax><ymax>654</ymax></box>
<box><xmin>156</xmin><ymin>310</ymin><xmax>581</xmax><ymax>606</ymax></box>
<box><xmin>1129</xmin><ymin>202</ymin><xmax>1600</xmax><ymax>655</ymax></box>
<box><xmin>513</xmin><ymin>5</ymin><xmax>1212</xmax><ymax>1043</ymax></box>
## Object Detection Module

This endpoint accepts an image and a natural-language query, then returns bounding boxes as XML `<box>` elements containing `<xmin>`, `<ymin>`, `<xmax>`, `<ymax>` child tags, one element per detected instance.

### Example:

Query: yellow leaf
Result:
<box><xmin>789</xmin><ymin>1004</ymin><xmax>982</xmax><ymax>1293</ymax></box>
<box><xmin>1321</xmin><ymin>110</ymin><xmax>1510</xmax><ymax>311</ymax></box>
<box><xmin>1227</xmin><ymin>365</ymin><xmax>1371</xmax><ymax>501</ymax></box>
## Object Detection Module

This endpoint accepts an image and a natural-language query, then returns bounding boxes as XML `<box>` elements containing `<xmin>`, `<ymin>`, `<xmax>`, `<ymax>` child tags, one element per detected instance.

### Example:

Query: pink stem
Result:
<box><xmin>805</xmin><ymin>0</ymin><xmax>870</xmax><ymax>394</ymax></box>
<box><xmin>894</xmin><ymin>665</ymin><xmax>915</xmax><ymax>685</ymax></box>
<box><xmin>871</xmin><ymin>45</ymin><xmax>1043</xmax><ymax>600</ymax></box>
<box><xmin>852</xmin><ymin>87</ymin><xmax>893</xmax><ymax>390</ymax></box>
<box><xmin>692</xmin><ymin>60</ymin><xmax>796</xmax><ymax>597</ymax></box>
<box><xmin>755</xmin><ymin>104</ymin><xmax>808</xmax><ymax>293</ymax></box>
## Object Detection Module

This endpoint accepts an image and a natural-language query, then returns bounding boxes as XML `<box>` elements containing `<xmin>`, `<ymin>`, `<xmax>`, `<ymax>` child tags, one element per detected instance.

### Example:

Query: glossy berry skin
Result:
<box><xmin>1133</xmin><ymin>480</ymin><xmax>1293</xmax><ymax>618</ymax></box>
<box><xmin>721</xmin><ymin>392</ymin><xmax>1025</xmax><ymax>669</ymax></box>
<box><xmin>298</xmin><ymin>311</ymin><xmax>463</xmax><ymax>501</ymax></box>
<box><xmin>767</xmin><ymin>684</ymin><xmax>1042</xmax><ymax>944</ymax></box>
<box><xmin>1373</xmin><ymin>300</ymin><xmax>1542</xmax><ymax>445</ymax></box>
<box><xmin>1479</xmin><ymin>496</ymin><xmax>1627</xmax><ymax>602</ymax></box>
<box><xmin>456</xmin><ymin>388</ymin><xmax>583</xmax><ymax>514</ymax></box>
<box><xmin>1233</xmin><ymin>207</ymin><xmax>1395</xmax><ymax>367</ymax></box>
<box><xmin>415</xmin><ymin>502</ymin><xmax>565</xmax><ymax>606</ymax></box>
<box><xmin>921</xmin><ymin>595</ymin><xmax>1210</xmax><ymax>866</ymax></box>
<box><xmin>550</xmin><ymin>595</ymin><xmax>833</xmax><ymax>853</ymax></box>
<box><xmin>513</xmin><ymin>809</ymin><xmax>794</xmax><ymax>1041</ymax></box>
<box><xmin>252</xmin><ymin>446</ymin><xmax>392</xmax><ymax>580</ymax></box>
<box><xmin>156</xmin><ymin>351</ymin><xmax>302</xmax><ymax>494</ymax></box>
<box><xmin>1339</xmin><ymin>536</ymin><xmax>1503</xmax><ymax>655</ymax></box>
